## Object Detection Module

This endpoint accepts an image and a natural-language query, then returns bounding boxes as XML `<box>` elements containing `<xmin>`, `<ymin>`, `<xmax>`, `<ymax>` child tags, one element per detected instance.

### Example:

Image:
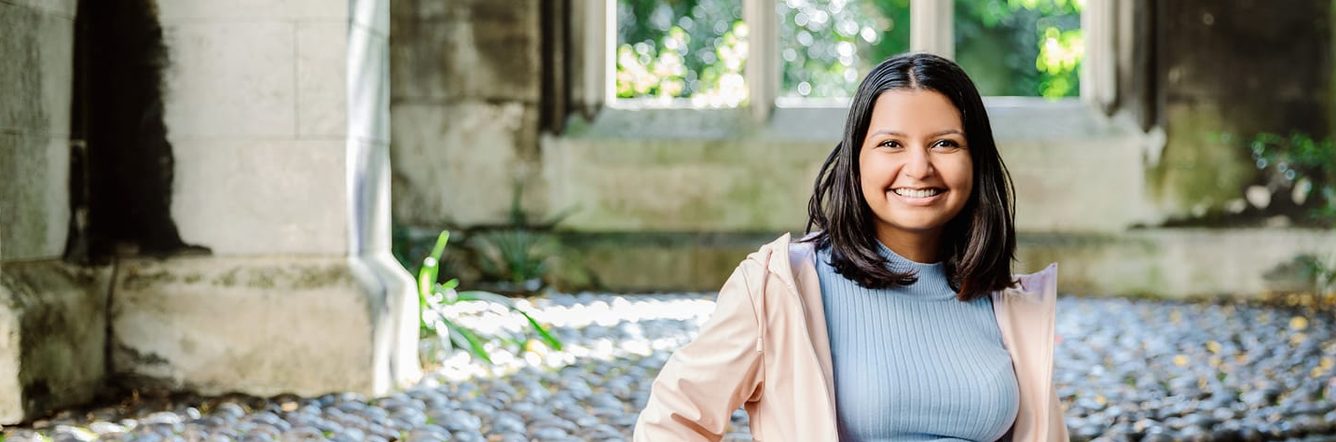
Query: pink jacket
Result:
<box><xmin>634</xmin><ymin>233</ymin><xmax>1070</xmax><ymax>441</ymax></box>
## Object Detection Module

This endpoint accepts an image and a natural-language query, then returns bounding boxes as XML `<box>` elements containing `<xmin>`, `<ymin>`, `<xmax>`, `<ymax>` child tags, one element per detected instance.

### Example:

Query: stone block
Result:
<box><xmin>111</xmin><ymin>254</ymin><xmax>418</xmax><ymax>396</ymax></box>
<box><xmin>170</xmin><ymin>139</ymin><xmax>347</xmax><ymax>255</ymax></box>
<box><xmin>389</xmin><ymin>0</ymin><xmax>540</xmax><ymax>104</ymax></box>
<box><xmin>1151</xmin><ymin>103</ymin><xmax>1256</xmax><ymax>218</ymax></box>
<box><xmin>546</xmin><ymin>229</ymin><xmax>1336</xmax><ymax>297</ymax></box>
<box><xmin>0</xmin><ymin>0</ymin><xmax>76</xmax><ymax>20</ymax></box>
<box><xmin>162</xmin><ymin>22</ymin><xmax>296</xmax><ymax>139</ymax></box>
<box><xmin>1003</xmin><ymin>137</ymin><xmax>1151</xmax><ymax>232</ymax></box>
<box><xmin>37</xmin><ymin>11</ymin><xmax>73</xmax><ymax>138</ymax></box>
<box><xmin>155</xmin><ymin>0</ymin><xmax>345</xmax><ymax>23</ymax></box>
<box><xmin>1015</xmin><ymin>228</ymin><xmax>1336</xmax><ymax>298</ymax></box>
<box><xmin>388</xmin><ymin>18</ymin><xmax>451</xmax><ymax>103</ymax></box>
<box><xmin>0</xmin><ymin>4</ymin><xmax>73</xmax><ymax>136</ymax></box>
<box><xmin>389</xmin><ymin>0</ymin><xmax>458</xmax><ymax>22</ymax></box>
<box><xmin>553</xmin><ymin>233</ymin><xmax>773</xmax><ymax>293</ymax></box>
<box><xmin>297</xmin><ymin>22</ymin><xmax>348</xmax><ymax>139</ymax></box>
<box><xmin>390</xmin><ymin>102</ymin><xmax>540</xmax><ymax>226</ymax></box>
<box><xmin>1</xmin><ymin>136</ymin><xmax>70</xmax><ymax>261</ymax></box>
<box><xmin>0</xmin><ymin>261</ymin><xmax>110</xmax><ymax>424</ymax></box>
<box><xmin>540</xmin><ymin>136</ymin><xmax>823</xmax><ymax>232</ymax></box>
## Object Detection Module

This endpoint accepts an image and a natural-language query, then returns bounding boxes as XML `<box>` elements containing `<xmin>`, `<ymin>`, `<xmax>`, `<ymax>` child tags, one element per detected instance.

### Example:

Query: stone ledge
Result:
<box><xmin>0</xmin><ymin>260</ymin><xmax>111</xmax><ymax>424</ymax></box>
<box><xmin>111</xmin><ymin>253</ymin><xmax>419</xmax><ymax>398</ymax></box>
<box><xmin>547</xmin><ymin>228</ymin><xmax>1336</xmax><ymax>298</ymax></box>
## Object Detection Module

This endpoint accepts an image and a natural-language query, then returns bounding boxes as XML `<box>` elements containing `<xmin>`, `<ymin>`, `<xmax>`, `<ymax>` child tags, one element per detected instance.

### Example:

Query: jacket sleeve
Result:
<box><xmin>633</xmin><ymin>262</ymin><xmax>766</xmax><ymax>441</ymax></box>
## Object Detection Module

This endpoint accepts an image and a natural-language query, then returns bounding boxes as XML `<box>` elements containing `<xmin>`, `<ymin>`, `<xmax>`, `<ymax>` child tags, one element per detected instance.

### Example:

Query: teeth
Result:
<box><xmin>893</xmin><ymin>188</ymin><xmax>943</xmax><ymax>198</ymax></box>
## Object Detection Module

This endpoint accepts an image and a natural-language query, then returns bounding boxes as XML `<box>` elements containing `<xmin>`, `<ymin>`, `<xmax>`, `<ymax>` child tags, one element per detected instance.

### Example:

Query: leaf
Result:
<box><xmin>456</xmin><ymin>290</ymin><xmax>517</xmax><ymax>307</ymax></box>
<box><xmin>417</xmin><ymin>230</ymin><xmax>451</xmax><ymax>314</ymax></box>
<box><xmin>520</xmin><ymin>311</ymin><xmax>564</xmax><ymax>351</ymax></box>
<box><xmin>442</xmin><ymin>318</ymin><xmax>492</xmax><ymax>365</ymax></box>
<box><xmin>455</xmin><ymin>290</ymin><xmax>563</xmax><ymax>351</ymax></box>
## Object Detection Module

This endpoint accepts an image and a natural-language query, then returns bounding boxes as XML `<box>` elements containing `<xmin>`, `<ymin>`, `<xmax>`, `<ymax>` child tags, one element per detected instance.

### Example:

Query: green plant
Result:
<box><xmin>1249</xmin><ymin>132</ymin><xmax>1336</xmax><ymax>300</ymax></box>
<box><xmin>472</xmin><ymin>229</ymin><xmax>557</xmax><ymax>292</ymax></box>
<box><xmin>469</xmin><ymin>183</ymin><xmax>576</xmax><ymax>295</ymax></box>
<box><xmin>1297</xmin><ymin>253</ymin><xmax>1336</xmax><ymax>298</ymax></box>
<box><xmin>417</xmin><ymin>231</ymin><xmax>562</xmax><ymax>364</ymax></box>
<box><xmin>1249</xmin><ymin>132</ymin><xmax>1336</xmax><ymax>221</ymax></box>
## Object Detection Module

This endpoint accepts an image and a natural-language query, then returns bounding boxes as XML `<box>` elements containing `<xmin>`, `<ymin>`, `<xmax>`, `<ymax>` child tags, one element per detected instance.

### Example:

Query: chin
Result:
<box><xmin>887</xmin><ymin>219</ymin><xmax>951</xmax><ymax>233</ymax></box>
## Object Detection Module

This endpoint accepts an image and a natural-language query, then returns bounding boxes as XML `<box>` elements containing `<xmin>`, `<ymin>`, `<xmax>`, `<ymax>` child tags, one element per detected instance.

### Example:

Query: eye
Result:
<box><xmin>877</xmin><ymin>139</ymin><xmax>902</xmax><ymax>149</ymax></box>
<box><xmin>932</xmin><ymin>139</ymin><xmax>963</xmax><ymax>150</ymax></box>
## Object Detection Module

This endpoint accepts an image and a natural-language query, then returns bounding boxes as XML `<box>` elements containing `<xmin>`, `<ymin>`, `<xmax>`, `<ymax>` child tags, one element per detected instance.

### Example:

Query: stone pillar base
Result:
<box><xmin>0</xmin><ymin>261</ymin><xmax>111</xmax><ymax>424</ymax></box>
<box><xmin>111</xmin><ymin>253</ymin><xmax>419</xmax><ymax>397</ymax></box>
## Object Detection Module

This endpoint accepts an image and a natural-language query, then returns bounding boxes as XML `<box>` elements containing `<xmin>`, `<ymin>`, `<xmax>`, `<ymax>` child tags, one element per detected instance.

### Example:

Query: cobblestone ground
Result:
<box><xmin>4</xmin><ymin>293</ymin><xmax>1335</xmax><ymax>441</ymax></box>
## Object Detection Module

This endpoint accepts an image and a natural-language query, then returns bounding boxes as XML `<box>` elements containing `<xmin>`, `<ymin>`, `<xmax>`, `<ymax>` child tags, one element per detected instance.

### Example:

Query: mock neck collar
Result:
<box><xmin>873</xmin><ymin>240</ymin><xmax>955</xmax><ymax>298</ymax></box>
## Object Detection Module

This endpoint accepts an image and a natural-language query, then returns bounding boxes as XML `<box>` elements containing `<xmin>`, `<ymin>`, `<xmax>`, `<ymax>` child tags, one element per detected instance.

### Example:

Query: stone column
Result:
<box><xmin>111</xmin><ymin>0</ymin><xmax>419</xmax><ymax>396</ymax></box>
<box><xmin>0</xmin><ymin>0</ymin><xmax>109</xmax><ymax>424</ymax></box>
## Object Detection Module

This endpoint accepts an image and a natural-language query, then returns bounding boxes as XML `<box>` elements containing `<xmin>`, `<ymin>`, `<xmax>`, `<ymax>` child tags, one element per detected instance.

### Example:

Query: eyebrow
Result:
<box><xmin>869</xmin><ymin>129</ymin><xmax>965</xmax><ymax>138</ymax></box>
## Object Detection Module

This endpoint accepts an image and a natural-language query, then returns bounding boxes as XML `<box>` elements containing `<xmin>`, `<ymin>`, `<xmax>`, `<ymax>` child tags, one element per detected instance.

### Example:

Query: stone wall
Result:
<box><xmin>0</xmin><ymin>0</ymin><xmax>109</xmax><ymax>424</ymax></box>
<box><xmin>389</xmin><ymin>0</ymin><xmax>544</xmax><ymax>227</ymax></box>
<box><xmin>0</xmin><ymin>0</ymin><xmax>75</xmax><ymax>261</ymax></box>
<box><xmin>109</xmin><ymin>0</ymin><xmax>420</xmax><ymax>399</ymax></box>
<box><xmin>1152</xmin><ymin>0</ymin><xmax>1334</xmax><ymax>220</ymax></box>
<box><xmin>387</xmin><ymin>2</ymin><xmax>1336</xmax><ymax>297</ymax></box>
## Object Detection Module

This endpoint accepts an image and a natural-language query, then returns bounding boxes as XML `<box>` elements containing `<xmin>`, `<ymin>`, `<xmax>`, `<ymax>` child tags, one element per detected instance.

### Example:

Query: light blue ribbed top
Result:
<box><xmin>817</xmin><ymin>242</ymin><xmax>1019</xmax><ymax>442</ymax></box>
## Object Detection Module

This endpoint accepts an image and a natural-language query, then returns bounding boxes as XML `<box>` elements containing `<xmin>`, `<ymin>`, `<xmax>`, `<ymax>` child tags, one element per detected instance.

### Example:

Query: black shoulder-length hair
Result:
<box><xmin>801</xmin><ymin>52</ymin><xmax>1016</xmax><ymax>301</ymax></box>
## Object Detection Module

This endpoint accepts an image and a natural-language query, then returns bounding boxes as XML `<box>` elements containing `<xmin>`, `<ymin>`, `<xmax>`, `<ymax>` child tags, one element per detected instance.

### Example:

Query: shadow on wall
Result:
<box><xmin>71</xmin><ymin>0</ymin><xmax>208</xmax><ymax>265</ymax></box>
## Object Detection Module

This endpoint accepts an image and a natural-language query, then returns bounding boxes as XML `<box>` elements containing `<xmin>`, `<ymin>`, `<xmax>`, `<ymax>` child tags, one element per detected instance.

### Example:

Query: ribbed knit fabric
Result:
<box><xmin>817</xmin><ymin>242</ymin><xmax>1019</xmax><ymax>442</ymax></box>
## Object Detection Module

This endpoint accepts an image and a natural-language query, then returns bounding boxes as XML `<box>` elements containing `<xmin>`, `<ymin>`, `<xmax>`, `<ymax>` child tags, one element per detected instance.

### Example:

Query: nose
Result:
<box><xmin>901</xmin><ymin>145</ymin><xmax>935</xmax><ymax>180</ymax></box>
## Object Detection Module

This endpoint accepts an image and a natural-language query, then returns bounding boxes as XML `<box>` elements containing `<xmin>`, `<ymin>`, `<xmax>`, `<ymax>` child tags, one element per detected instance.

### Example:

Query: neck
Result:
<box><xmin>875</xmin><ymin>228</ymin><xmax>941</xmax><ymax>264</ymax></box>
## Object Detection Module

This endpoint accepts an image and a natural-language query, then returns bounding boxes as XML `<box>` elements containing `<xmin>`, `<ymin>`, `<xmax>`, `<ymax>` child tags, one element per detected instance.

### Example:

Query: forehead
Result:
<box><xmin>866</xmin><ymin>89</ymin><xmax>963</xmax><ymax>134</ymax></box>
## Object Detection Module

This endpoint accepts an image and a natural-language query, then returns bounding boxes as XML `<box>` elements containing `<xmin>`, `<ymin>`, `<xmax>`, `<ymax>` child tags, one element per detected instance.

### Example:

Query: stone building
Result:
<box><xmin>0</xmin><ymin>0</ymin><xmax>1333</xmax><ymax>424</ymax></box>
<box><xmin>1</xmin><ymin>0</ymin><xmax>416</xmax><ymax>424</ymax></box>
<box><xmin>391</xmin><ymin>0</ymin><xmax>1336</xmax><ymax>296</ymax></box>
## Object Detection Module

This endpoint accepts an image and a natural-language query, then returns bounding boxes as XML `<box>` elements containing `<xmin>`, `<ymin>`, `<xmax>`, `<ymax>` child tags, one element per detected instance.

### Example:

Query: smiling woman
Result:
<box><xmin>809</xmin><ymin>53</ymin><xmax>1017</xmax><ymax>299</ymax></box>
<box><xmin>634</xmin><ymin>53</ymin><xmax>1068</xmax><ymax>441</ymax></box>
<box><xmin>858</xmin><ymin>90</ymin><xmax>975</xmax><ymax>265</ymax></box>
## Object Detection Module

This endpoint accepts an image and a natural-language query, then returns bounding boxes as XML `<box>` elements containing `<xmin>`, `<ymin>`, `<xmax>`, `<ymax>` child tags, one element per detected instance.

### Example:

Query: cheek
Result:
<box><xmin>858</xmin><ymin>155</ymin><xmax>894</xmax><ymax>198</ymax></box>
<box><xmin>949</xmin><ymin>158</ymin><xmax>974</xmax><ymax>192</ymax></box>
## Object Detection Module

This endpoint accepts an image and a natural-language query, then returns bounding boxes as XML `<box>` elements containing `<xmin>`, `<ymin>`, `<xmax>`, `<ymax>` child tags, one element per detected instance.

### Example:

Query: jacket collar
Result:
<box><xmin>755</xmin><ymin>232</ymin><xmax>840</xmax><ymax>432</ymax></box>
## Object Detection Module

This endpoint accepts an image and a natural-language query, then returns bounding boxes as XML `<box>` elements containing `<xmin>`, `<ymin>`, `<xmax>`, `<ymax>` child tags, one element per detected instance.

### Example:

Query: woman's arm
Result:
<box><xmin>633</xmin><ymin>262</ymin><xmax>766</xmax><ymax>441</ymax></box>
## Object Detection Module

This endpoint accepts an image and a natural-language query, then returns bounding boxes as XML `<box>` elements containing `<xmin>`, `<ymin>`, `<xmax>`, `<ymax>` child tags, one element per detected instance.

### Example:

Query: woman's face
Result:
<box><xmin>858</xmin><ymin>89</ymin><xmax>974</xmax><ymax>249</ymax></box>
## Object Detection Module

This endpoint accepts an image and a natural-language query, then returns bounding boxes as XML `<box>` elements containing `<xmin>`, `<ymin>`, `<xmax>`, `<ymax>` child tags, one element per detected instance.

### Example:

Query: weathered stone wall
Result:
<box><xmin>0</xmin><ymin>0</ymin><xmax>75</xmax><ymax>261</ymax></box>
<box><xmin>1152</xmin><ymin>0</ymin><xmax>1333</xmax><ymax>220</ymax></box>
<box><xmin>0</xmin><ymin>263</ymin><xmax>109</xmax><ymax>423</ymax></box>
<box><xmin>0</xmin><ymin>0</ymin><xmax>110</xmax><ymax>424</ymax></box>
<box><xmin>544</xmin><ymin>103</ymin><xmax>1152</xmax><ymax>233</ymax></box>
<box><xmin>109</xmin><ymin>0</ymin><xmax>420</xmax><ymax>398</ymax></box>
<box><xmin>156</xmin><ymin>2</ymin><xmax>352</xmax><ymax>254</ymax></box>
<box><xmin>389</xmin><ymin>0</ymin><xmax>544</xmax><ymax>227</ymax></box>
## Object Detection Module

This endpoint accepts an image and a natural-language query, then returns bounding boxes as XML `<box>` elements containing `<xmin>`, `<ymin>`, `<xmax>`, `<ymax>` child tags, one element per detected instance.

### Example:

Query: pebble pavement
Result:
<box><xmin>4</xmin><ymin>293</ymin><xmax>1335</xmax><ymax>441</ymax></box>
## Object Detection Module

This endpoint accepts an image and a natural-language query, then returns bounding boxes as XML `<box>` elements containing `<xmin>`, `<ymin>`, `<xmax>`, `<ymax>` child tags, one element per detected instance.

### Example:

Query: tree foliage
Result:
<box><xmin>616</xmin><ymin>0</ymin><xmax>1085</xmax><ymax>101</ymax></box>
<box><xmin>955</xmin><ymin>0</ymin><xmax>1083</xmax><ymax>98</ymax></box>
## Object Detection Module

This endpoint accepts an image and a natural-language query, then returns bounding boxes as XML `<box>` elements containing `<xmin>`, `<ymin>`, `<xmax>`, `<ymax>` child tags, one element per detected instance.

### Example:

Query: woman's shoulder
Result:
<box><xmin>726</xmin><ymin>232</ymin><xmax>819</xmax><ymax>295</ymax></box>
<box><xmin>1002</xmin><ymin>263</ymin><xmax>1059</xmax><ymax>305</ymax></box>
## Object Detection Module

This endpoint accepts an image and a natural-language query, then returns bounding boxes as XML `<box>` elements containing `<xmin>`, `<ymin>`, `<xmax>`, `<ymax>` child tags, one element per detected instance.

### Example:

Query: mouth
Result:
<box><xmin>891</xmin><ymin>187</ymin><xmax>945</xmax><ymax>199</ymax></box>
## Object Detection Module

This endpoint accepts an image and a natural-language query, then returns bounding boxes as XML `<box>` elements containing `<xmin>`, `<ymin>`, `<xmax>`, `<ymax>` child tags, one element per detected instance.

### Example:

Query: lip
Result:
<box><xmin>888</xmin><ymin>188</ymin><xmax>946</xmax><ymax>206</ymax></box>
